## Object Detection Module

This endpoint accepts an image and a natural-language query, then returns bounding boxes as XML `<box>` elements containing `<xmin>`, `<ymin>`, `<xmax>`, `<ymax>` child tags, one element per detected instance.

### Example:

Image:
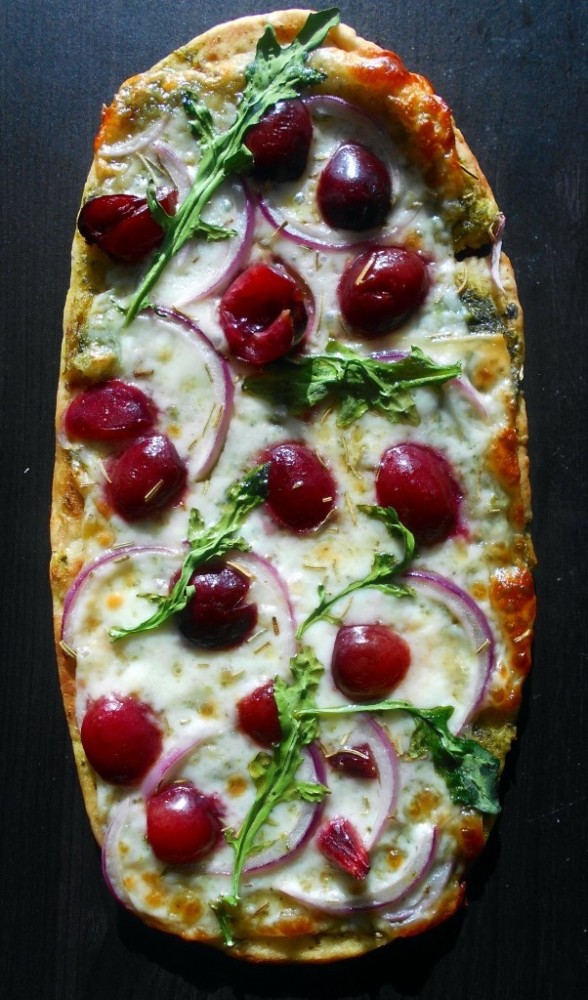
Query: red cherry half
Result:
<box><xmin>106</xmin><ymin>433</ymin><xmax>186</xmax><ymax>521</ymax></box>
<box><xmin>64</xmin><ymin>379</ymin><xmax>156</xmax><ymax>442</ymax></box>
<box><xmin>331</xmin><ymin>623</ymin><xmax>411</xmax><ymax>701</ymax></box>
<box><xmin>146</xmin><ymin>781</ymin><xmax>224</xmax><ymax>864</ymax></box>
<box><xmin>244</xmin><ymin>99</ymin><xmax>313</xmax><ymax>182</ymax></box>
<box><xmin>219</xmin><ymin>263</ymin><xmax>308</xmax><ymax>365</ymax></box>
<box><xmin>237</xmin><ymin>682</ymin><xmax>282</xmax><ymax>747</ymax></box>
<box><xmin>338</xmin><ymin>247</ymin><xmax>429</xmax><ymax>336</ymax></box>
<box><xmin>262</xmin><ymin>441</ymin><xmax>337</xmax><ymax>532</ymax></box>
<box><xmin>317</xmin><ymin>143</ymin><xmax>392</xmax><ymax>231</ymax></box>
<box><xmin>317</xmin><ymin>817</ymin><xmax>370</xmax><ymax>880</ymax></box>
<box><xmin>177</xmin><ymin>559</ymin><xmax>257</xmax><ymax>650</ymax></box>
<box><xmin>376</xmin><ymin>442</ymin><xmax>461</xmax><ymax>546</ymax></box>
<box><xmin>78</xmin><ymin>189</ymin><xmax>177</xmax><ymax>263</ymax></box>
<box><xmin>80</xmin><ymin>694</ymin><xmax>162</xmax><ymax>785</ymax></box>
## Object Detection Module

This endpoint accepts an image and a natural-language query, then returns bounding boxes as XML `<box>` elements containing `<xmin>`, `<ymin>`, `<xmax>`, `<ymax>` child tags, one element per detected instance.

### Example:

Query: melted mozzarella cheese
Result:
<box><xmin>65</xmin><ymin>93</ymin><xmax>517</xmax><ymax>940</ymax></box>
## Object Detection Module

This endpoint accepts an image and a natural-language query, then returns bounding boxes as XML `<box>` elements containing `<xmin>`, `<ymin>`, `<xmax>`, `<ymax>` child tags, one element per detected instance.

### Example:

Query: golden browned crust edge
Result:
<box><xmin>50</xmin><ymin>8</ymin><xmax>533</xmax><ymax>961</ymax></box>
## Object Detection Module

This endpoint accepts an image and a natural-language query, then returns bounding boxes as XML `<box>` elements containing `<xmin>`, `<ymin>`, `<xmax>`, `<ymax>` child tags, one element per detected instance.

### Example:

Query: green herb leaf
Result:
<box><xmin>109</xmin><ymin>464</ymin><xmax>269</xmax><ymax>641</ymax></box>
<box><xmin>124</xmin><ymin>9</ymin><xmax>340</xmax><ymax>324</ymax></box>
<box><xmin>212</xmin><ymin>644</ymin><xmax>326</xmax><ymax>942</ymax></box>
<box><xmin>243</xmin><ymin>343</ymin><xmax>461</xmax><ymax>427</ymax></box>
<box><xmin>299</xmin><ymin>700</ymin><xmax>500</xmax><ymax>815</ymax></box>
<box><xmin>297</xmin><ymin>506</ymin><xmax>415</xmax><ymax>638</ymax></box>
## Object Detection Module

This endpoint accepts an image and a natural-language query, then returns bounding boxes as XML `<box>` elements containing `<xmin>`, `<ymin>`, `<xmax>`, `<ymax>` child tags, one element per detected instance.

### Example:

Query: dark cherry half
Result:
<box><xmin>106</xmin><ymin>433</ymin><xmax>186</xmax><ymax>521</ymax></box>
<box><xmin>219</xmin><ymin>262</ymin><xmax>309</xmax><ymax>365</ymax></box>
<box><xmin>78</xmin><ymin>189</ymin><xmax>177</xmax><ymax>263</ymax></box>
<box><xmin>375</xmin><ymin>442</ymin><xmax>462</xmax><ymax>546</ymax></box>
<box><xmin>244</xmin><ymin>99</ymin><xmax>313</xmax><ymax>182</ymax></box>
<box><xmin>64</xmin><ymin>379</ymin><xmax>156</xmax><ymax>442</ymax></box>
<box><xmin>237</xmin><ymin>682</ymin><xmax>282</xmax><ymax>747</ymax></box>
<box><xmin>262</xmin><ymin>441</ymin><xmax>337</xmax><ymax>532</ymax></box>
<box><xmin>317</xmin><ymin>142</ymin><xmax>392</xmax><ymax>231</ymax></box>
<box><xmin>146</xmin><ymin>782</ymin><xmax>224</xmax><ymax>864</ymax></box>
<box><xmin>80</xmin><ymin>694</ymin><xmax>162</xmax><ymax>785</ymax></box>
<box><xmin>338</xmin><ymin>247</ymin><xmax>429</xmax><ymax>336</ymax></box>
<box><xmin>177</xmin><ymin>559</ymin><xmax>257</xmax><ymax>650</ymax></box>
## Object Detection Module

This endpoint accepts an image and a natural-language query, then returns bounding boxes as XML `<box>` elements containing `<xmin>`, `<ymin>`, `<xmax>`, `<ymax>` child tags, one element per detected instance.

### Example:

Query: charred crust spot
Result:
<box><xmin>488</xmin><ymin>426</ymin><xmax>521</xmax><ymax>491</ymax></box>
<box><xmin>490</xmin><ymin>566</ymin><xmax>536</xmax><ymax>677</ymax></box>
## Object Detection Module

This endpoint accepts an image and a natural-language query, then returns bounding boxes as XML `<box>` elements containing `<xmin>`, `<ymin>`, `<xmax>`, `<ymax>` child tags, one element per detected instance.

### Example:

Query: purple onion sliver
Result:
<box><xmin>404</xmin><ymin>569</ymin><xmax>495</xmax><ymax>729</ymax></box>
<box><xmin>151</xmin><ymin>141</ymin><xmax>192</xmax><ymax>202</ymax></box>
<box><xmin>99</xmin><ymin>115</ymin><xmax>169</xmax><ymax>159</ymax></box>
<box><xmin>184</xmin><ymin>182</ymin><xmax>256</xmax><ymax>303</ymax></box>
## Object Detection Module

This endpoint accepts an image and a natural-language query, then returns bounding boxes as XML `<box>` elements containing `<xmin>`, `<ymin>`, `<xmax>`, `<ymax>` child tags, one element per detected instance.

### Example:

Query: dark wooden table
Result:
<box><xmin>1</xmin><ymin>1</ymin><xmax>586</xmax><ymax>997</ymax></box>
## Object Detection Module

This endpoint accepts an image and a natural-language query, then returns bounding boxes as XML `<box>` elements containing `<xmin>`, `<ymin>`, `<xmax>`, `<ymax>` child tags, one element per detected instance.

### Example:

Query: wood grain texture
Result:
<box><xmin>1</xmin><ymin>0</ymin><xmax>586</xmax><ymax>996</ymax></box>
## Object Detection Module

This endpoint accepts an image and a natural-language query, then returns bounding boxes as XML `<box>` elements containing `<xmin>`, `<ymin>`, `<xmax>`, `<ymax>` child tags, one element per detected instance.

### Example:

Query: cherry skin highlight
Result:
<box><xmin>317</xmin><ymin>142</ymin><xmax>392</xmax><ymax>231</ymax></box>
<box><xmin>146</xmin><ymin>782</ymin><xmax>224</xmax><ymax>864</ymax></box>
<box><xmin>262</xmin><ymin>441</ymin><xmax>337</xmax><ymax>532</ymax></box>
<box><xmin>331</xmin><ymin>623</ymin><xmax>411</xmax><ymax>701</ymax></box>
<box><xmin>339</xmin><ymin>247</ymin><xmax>429</xmax><ymax>336</ymax></box>
<box><xmin>80</xmin><ymin>694</ymin><xmax>162</xmax><ymax>785</ymax></box>
<box><xmin>376</xmin><ymin>442</ymin><xmax>461</xmax><ymax>546</ymax></box>
<box><xmin>64</xmin><ymin>379</ymin><xmax>156</xmax><ymax>442</ymax></box>
<box><xmin>106</xmin><ymin>433</ymin><xmax>186</xmax><ymax>521</ymax></box>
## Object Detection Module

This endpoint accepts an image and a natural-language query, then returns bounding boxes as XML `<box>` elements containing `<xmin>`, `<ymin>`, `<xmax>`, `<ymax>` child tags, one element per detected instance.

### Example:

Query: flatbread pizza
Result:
<box><xmin>50</xmin><ymin>8</ymin><xmax>535</xmax><ymax>961</ymax></box>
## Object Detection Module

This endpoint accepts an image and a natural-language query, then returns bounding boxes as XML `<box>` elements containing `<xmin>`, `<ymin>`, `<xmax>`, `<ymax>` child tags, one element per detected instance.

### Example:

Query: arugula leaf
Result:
<box><xmin>296</xmin><ymin>506</ymin><xmax>415</xmax><ymax>638</ymax></box>
<box><xmin>212</xmin><ymin>645</ymin><xmax>328</xmax><ymax>944</ymax></box>
<box><xmin>109</xmin><ymin>464</ymin><xmax>269</xmax><ymax>640</ymax></box>
<box><xmin>243</xmin><ymin>343</ymin><xmax>461</xmax><ymax>427</ymax></box>
<box><xmin>299</xmin><ymin>700</ymin><xmax>500</xmax><ymax>815</ymax></box>
<box><xmin>124</xmin><ymin>9</ymin><xmax>340</xmax><ymax>324</ymax></box>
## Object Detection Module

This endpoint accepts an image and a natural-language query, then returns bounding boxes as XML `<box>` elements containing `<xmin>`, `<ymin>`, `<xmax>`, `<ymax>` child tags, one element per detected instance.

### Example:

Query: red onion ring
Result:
<box><xmin>490</xmin><ymin>213</ymin><xmax>506</xmax><ymax>295</ymax></box>
<box><xmin>98</xmin><ymin>116</ymin><xmax>169</xmax><ymax>159</ymax></box>
<box><xmin>382</xmin><ymin>858</ymin><xmax>453</xmax><ymax>926</ymax></box>
<box><xmin>151</xmin><ymin>141</ymin><xmax>192</xmax><ymax>202</ymax></box>
<box><xmin>256</xmin><ymin>94</ymin><xmax>407</xmax><ymax>252</ymax></box>
<box><xmin>278</xmin><ymin>822</ymin><xmax>437</xmax><ymax>914</ymax></box>
<box><xmin>144</xmin><ymin>306</ymin><xmax>233</xmax><ymax>480</ymax></box>
<box><xmin>231</xmin><ymin>551</ymin><xmax>297</xmax><ymax>661</ymax></box>
<box><xmin>326</xmin><ymin>717</ymin><xmax>398</xmax><ymax>850</ymax></box>
<box><xmin>61</xmin><ymin>544</ymin><xmax>180</xmax><ymax>648</ymax></box>
<box><xmin>101</xmin><ymin>799</ymin><xmax>136</xmax><ymax>910</ymax></box>
<box><xmin>404</xmin><ymin>569</ymin><xmax>496</xmax><ymax>731</ymax></box>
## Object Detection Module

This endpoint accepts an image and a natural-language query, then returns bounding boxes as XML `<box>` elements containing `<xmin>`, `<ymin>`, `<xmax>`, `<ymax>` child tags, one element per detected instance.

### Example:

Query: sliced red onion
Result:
<box><xmin>490</xmin><ymin>213</ymin><xmax>506</xmax><ymax>295</ymax></box>
<box><xmin>233</xmin><ymin>551</ymin><xmax>297</xmax><ymax>661</ymax></box>
<box><xmin>381</xmin><ymin>859</ymin><xmax>453</xmax><ymax>926</ymax></box>
<box><xmin>373</xmin><ymin>348</ymin><xmax>488</xmax><ymax>419</ymax></box>
<box><xmin>61</xmin><ymin>544</ymin><xmax>180</xmax><ymax>649</ymax></box>
<box><xmin>256</xmin><ymin>94</ymin><xmax>408</xmax><ymax>253</ymax></box>
<box><xmin>328</xmin><ymin>717</ymin><xmax>398</xmax><ymax>849</ymax></box>
<box><xmin>404</xmin><ymin>569</ymin><xmax>496</xmax><ymax>731</ymax></box>
<box><xmin>101</xmin><ymin>799</ymin><xmax>136</xmax><ymax>910</ymax></box>
<box><xmin>278</xmin><ymin>823</ymin><xmax>437</xmax><ymax>914</ymax></box>
<box><xmin>141</xmin><ymin>306</ymin><xmax>233</xmax><ymax>480</ymax></box>
<box><xmin>151</xmin><ymin>141</ymin><xmax>192</xmax><ymax>202</ymax></box>
<box><xmin>98</xmin><ymin>115</ymin><xmax>169</xmax><ymax>159</ymax></box>
<box><xmin>197</xmin><ymin>744</ymin><xmax>326</xmax><ymax>877</ymax></box>
<box><xmin>153</xmin><ymin>180</ymin><xmax>255</xmax><ymax>306</ymax></box>
<box><xmin>139</xmin><ymin>730</ymin><xmax>215</xmax><ymax>799</ymax></box>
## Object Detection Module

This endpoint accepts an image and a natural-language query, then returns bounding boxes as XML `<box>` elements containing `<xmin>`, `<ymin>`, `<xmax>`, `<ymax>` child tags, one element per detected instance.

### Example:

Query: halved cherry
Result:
<box><xmin>177</xmin><ymin>558</ymin><xmax>257</xmax><ymax>650</ymax></box>
<box><xmin>376</xmin><ymin>442</ymin><xmax>461</xmax><ymax>546</ymax></box>
<box><xmin>262</xmin><ymin>441</ymin><xmax>337</xmax><ymax>532</ymax></box>
<box><xmin>317</xmin><ymin>143</ymin><xmax>392</xmax><ymax>231</ymax></box>
<box><xmin>237</xmin><ymin>682</ymin><xmax>282</xmax><ymax>747</ymax></box>
<box><xmin>80</xmin><ymin>694</ymin><xmax>162</xmax><ymax>785</ymax></box>
<box><xmin>64</xmin><ymin>379</ymin><xmax>156</xmax><ymax>442</ymax></box>
<box><xmin>331</xmin><ymin>623</ymin><xmax>411</xmax><ymax>701</ymax></box>
<box><xmin>106</xmin><ymin>433</ymin><xmax>186</xmax><ymax>521</ymax></box>
<box><xmin>146</xmin><ymin>781</ymin><xmax>224</xmax><ymax>864</ymax></box>
<box><xmin>244</xmin><ymin>99</ymin><xmax>313</xmax><ymax>182</ymax></box>
<box><xmin>338</xmin><ymin>247</ymin><xmax>429</xmax><ymax>336</ymax></box>
<box><xmin>78</xmin><ymin>189</ymin><xmax>177</xmax><ymax>263</ymax></box>
<box><xmin>219</xmin><ymin>262</ymin><xmax>308</xmax><ymax>365</ymax></box>
<box><xmin>327</xmin><ymin>743</ymin><xmax>379</xmax><ymax>780</ymax></box>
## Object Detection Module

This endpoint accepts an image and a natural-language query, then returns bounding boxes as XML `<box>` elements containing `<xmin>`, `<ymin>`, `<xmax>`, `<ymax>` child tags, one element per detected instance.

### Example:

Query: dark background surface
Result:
<box><xmin>1</xmin><ymin>1</ymin><xmax>586</xmax><ymax>997</ymax></box>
